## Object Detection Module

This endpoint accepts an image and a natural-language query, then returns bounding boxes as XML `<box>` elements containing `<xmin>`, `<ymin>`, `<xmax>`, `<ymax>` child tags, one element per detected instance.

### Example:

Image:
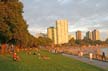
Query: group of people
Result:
<box><xmin>0</xmin><ymin>43</ymin><xmax>21</xmax><ymax>61</ymax></box>
<box><xmin>76</xmin><ymin>50</ymin><xmax>106</xmax><ymax>62</ymax></box>
<box><xmin>50</xmin><ymin>46</ymin><xmax>107</xmax><ymax>62</ymax></box>
<box><xmin>89</xmin><ymin>52</ymin><xmax>106</xmax><ymax>62</ymax></box>
<box><xmin>0</xmin><ymin>43</ymin><xmax>107</xmax><ymax>62</ymax></box>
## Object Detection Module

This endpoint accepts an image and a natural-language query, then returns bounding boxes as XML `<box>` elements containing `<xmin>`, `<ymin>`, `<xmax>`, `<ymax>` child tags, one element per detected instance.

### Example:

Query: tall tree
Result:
<box><xmin>0</xmin><ymin>0</ymin><xmax>33</xmax><ymax>47</ymax></box>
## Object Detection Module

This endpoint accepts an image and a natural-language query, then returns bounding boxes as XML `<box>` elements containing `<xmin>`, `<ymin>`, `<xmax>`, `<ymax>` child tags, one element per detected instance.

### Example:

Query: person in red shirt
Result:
<box><xmin>13</xmin><ymin>52</ymin><xmax>17</xmax><ymax>61</ymax></box>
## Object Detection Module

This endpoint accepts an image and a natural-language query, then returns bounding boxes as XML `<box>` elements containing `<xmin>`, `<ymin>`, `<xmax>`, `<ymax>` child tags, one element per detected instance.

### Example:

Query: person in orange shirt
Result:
<box><xmin>1</xmin><ymin>43</ymin><xmax>7</xmax><ymax>54</ymax></box>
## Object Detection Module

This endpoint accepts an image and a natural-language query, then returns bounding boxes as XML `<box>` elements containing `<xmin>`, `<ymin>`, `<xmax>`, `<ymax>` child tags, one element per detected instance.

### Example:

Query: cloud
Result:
<box><xmin>57</xmin><ymin>0</ymin><xmax>71</xmax><ymax>5</ymax></box>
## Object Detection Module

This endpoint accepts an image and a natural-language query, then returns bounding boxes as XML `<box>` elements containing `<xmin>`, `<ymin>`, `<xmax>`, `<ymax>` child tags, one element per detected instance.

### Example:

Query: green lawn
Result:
<box><xmin>0</xmin><ymin>50</ymin><xmax>107</xmax><ymax>71</ymax></box>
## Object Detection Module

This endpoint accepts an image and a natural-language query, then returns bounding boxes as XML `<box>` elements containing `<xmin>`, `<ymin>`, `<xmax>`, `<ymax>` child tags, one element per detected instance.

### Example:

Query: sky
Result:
<box><xmin>21</xmin><ymin>0</ymin><xmax>108</xmax><ymax>40</ymax></box>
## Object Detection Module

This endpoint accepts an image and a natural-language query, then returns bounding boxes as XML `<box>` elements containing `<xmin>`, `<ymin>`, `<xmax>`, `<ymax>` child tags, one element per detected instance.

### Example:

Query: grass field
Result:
<box><xmin>0</xmin><ymin>50</ymin><xmax>107</xmax><ymax>71</ymax></box>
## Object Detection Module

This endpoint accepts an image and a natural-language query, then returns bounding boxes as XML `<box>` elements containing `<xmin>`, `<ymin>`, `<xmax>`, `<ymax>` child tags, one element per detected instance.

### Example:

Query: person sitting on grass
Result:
<box><xmin>39</xmin><ymin>55</ymin><xmax>50</xmax><ymax>60</ymax></box>
<box><xmin>13</xmin><ymin>52</ymin><xmax>17</xmax><ymax>61</ymax></box>
<box><xmin>33</xmin><ymin>52</ymin><xmax>36</xmax><ymax>55</ymax></box>
<box><xmin>13</xmin><ymin>52</ymin><xmax>20</xmax><ymax>61</ymax></box>
<box><xmin>16</xmin><ymin>55</ymin><xmax>21</xmax><ymax>61</ymax></box>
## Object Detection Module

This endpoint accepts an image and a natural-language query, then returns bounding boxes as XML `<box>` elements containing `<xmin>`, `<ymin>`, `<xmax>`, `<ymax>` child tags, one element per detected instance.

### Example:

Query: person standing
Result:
<box><xmin>89</xmin><ymin>53</ymin><xmax>93</xmax><ymax>62</ymax></box>
<box><xmin>80</xmin><ymin>51</ymin><xmax>83</xmax><ymax>57</ymax></box>
<box><xmin>102</xmin><ymin>52</ymin><xmax>106</xmax><ymax>61</ymax></box>
<box><xmin>1</xmin><ymin>43</ymin><xmax>7</xmax><ymax>54</ymax></box>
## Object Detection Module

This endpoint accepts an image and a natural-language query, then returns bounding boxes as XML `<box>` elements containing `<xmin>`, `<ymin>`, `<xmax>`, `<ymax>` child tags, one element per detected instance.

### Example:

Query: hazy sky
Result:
<box><xmin>21</xmin><ymin>0</ymin><xmax>108</xmax><ymax>40</ymax></box>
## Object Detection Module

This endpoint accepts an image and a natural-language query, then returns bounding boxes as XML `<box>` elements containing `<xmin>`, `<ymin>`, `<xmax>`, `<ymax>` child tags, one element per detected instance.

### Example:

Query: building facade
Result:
<box><xmin>47</xmin><ymin>27</ymin><xmax>57</xmax><ymax>44</ymax></box>
<box><xmin>47</xmin><ymin>20</ymin><xmax>68</xmax><ymax>44</ymax></box>
<box><xmin>86</xmin><ymin>31</ymin><xmax>92</xmax><ymax>40</ymax></box>
<box><xmin>76</xmin><ymin>31</ymin><xmax>82</xmax><ymax>40</ymax></box>
<box><xmin>92</xmin><ymin>29</ymin><xmax>100</xmax><ymax>41</ymax></box>
<box><xmin>56</xmin><ymin>20</ymin><xmax>68</xmax><ymax>44</ymax></box>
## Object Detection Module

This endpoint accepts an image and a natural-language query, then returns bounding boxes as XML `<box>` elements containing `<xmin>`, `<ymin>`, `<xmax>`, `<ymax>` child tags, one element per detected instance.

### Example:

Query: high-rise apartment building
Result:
<box><xmin>92</xmin><ymin>29</ymin><xmax>100</xmax><ymax>40</ymax></box>
<box><xmin>47</xmin><ymin>27</ymin><xmax>57</xmax><ymax>44</ymax></box>
<box><xmin>76</xmin><ymin>31</ymin><xmax>82</xmax><ymax>40</ymax></box>
<box><xmin>56</xmin><ymin>20</ymin><xmax>68</xmax><ymax>44</ymax></box>
<box><xmin>47</xmin><ymin>20</ymin><xmax>68</xmax><ymax>44</ymax></box>
<box><xmin>86</xmin><ymin>31</ymin><xmax>92</xmax><ymax>40</ymax></box>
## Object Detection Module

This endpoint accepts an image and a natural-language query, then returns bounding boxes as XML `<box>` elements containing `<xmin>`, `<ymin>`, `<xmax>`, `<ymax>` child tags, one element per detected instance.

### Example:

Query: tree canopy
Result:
<box><xmin>0</xmin><ymin>0</ymin><xmax>33</xmax><ymax>47</ymax></box>
<box><xmin>0</xmin><ymin>0</ymin><xmax>53</xmax><ymax>47</ymax></box>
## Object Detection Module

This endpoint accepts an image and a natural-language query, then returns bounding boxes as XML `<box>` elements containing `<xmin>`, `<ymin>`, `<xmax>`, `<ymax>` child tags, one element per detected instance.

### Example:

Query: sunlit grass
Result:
<box><xmin>0</xmin><ymin>50</ymin><xmax>107</xmax><ymax>71</ymax></box>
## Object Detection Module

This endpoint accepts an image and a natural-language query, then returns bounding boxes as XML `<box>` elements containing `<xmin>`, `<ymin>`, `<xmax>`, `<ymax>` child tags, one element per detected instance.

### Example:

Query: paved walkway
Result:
<box><xmin>63</xmin><ymin>54</ymin><xmax>108</xmax><ymax>70</ymax></box>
